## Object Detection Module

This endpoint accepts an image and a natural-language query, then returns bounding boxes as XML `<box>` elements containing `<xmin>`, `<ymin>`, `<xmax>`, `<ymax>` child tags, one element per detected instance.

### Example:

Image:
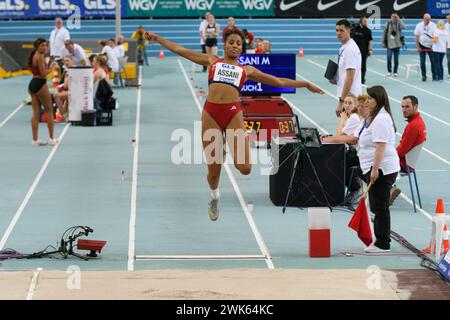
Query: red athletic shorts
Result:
<box><xmin>203</xmin><ymin>101</ymin><xmax>242</xmax><ymax>130</ymax></box>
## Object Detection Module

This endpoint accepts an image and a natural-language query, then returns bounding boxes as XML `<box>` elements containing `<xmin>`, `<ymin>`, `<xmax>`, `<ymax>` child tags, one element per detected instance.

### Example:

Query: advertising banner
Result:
<box><xmin>275</xmin><ymin>0</ymin><xmax>428</xmax><ymax>18</ymax></box>
<box><xmin>0</xmin><ymin>0</ymin><xmax>122</xmax><ymax>19</ymax></box>
<box><xmin>125</xmin><ymin>0</ymin><xmax>274</xmax><ymax>17</ymax></box>
<box><xmin>428</xmin><ymin>0</ymin><xmax>450</xmax><ymax>17</ymax></box>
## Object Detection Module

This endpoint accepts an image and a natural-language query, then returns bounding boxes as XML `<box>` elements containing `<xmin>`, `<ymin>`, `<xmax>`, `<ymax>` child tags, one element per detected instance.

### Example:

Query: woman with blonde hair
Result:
<box><xmin>432</xmin><ymin>20</ymin><xmax>449</xmax><ymax>81</ymax></box>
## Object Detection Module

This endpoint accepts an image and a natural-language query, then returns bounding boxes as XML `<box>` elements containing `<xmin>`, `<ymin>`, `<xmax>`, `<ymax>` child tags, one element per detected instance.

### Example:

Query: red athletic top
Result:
<box><xmin>397</xmin><ymin>112</ymin><xmax>427</xmax><ymax>169</ymax></box>
<box><xmin>208</xmin><ymin>58</ymin><xmax>247</xmax><ymax>93</ymax></box>
<box><xmin>31</xmin><ymin>64</ymin><xmax>42</xmax><ymax>77</ymax></box>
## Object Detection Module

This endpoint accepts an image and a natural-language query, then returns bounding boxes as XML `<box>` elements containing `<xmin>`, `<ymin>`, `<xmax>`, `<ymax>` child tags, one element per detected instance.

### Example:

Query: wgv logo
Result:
<box><xmin>38</xmin><ymin>0</ymin><xmax>70</xmax><ymax>10</ymax></box>
<box><xmin>0</xmin><ymin>0</ymin><xmax>25</xmax><ymax>10</ymax></box>
<box><xmin>84</xmin><ymin>0</ymin><xmax>115</xmax><ymax>10</ymax></box>
<box><xmin>184</xmin><ymin>0</ymin><xmax>215</xmax><ymax>11</ymax></box>
<box><xmin>128</xmin><ymin>0</ymin><xmax>158</xmax><ymax>11</ymax></box>
<box><xmin>241</xmin><ymin>0</ymin><xmax>272</xmax><ymax>10</ymax></box>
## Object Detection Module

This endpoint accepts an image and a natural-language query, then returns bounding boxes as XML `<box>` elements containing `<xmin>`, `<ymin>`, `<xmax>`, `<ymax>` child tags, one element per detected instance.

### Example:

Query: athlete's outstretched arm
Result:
<box><xmin>145</xmin><ymin>31</ymin><xmax>215</xmax><ymax>67</ymax></box>
<box><xmin>245</xmin><ymin>65</ymin><xmax>324</xmax><ymax>94</ymax></box>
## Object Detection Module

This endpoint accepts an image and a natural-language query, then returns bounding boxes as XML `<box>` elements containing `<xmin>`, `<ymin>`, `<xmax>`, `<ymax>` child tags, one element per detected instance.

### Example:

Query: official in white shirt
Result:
<box><xmin>351</xmin><ymin>86</ymin><xmax>400</xmax><ymax>253</ymax></box>
<box><xmin>414</xmin><ymin>13</ymin><xmax>437</xmax><ymax>81</ymax></box>
<box><xmin>431</xmin><ymin>20</ymin><xmax>449</xmax><ymax>82</ymax></box>
<box><xmin>445</xmin><ymin>14</ymin><xmax>450</xmax><ymax>78</ymax></box>
<box><xmin>49</xmin><ymin>17</ymin><xmax>71</xmax><ymax>58</ymax></box>
<box><xmin>61</xmin><ymin>40</ymin><xmax>87</xmax><ymax>66</ymax></box>
<box><xmin>331</xmin><ymin>20</ymin><xmax>362</xmax><ymax>117</ymax></box>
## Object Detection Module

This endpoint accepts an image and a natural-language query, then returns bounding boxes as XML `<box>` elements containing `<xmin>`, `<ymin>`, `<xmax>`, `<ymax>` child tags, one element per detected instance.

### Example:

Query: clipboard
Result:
<box><xmin>324</xmin><ymin>59</ymin><xmax>338</xmax><ymax>81</ymax></box>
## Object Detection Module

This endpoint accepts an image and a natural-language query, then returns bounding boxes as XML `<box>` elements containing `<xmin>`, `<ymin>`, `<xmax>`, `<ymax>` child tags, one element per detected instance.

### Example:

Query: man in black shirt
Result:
<box><xmin>351</xmin><ymin>16</ymin><xmax>373</xmax><ymax>84</ymax></box>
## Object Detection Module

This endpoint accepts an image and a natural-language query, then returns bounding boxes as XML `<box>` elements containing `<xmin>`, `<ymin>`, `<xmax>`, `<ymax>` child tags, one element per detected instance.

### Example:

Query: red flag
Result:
<box><xmin>348</xmin><ymin>195</ymin><xmax>373</xmax><ymax>247</ymax></box>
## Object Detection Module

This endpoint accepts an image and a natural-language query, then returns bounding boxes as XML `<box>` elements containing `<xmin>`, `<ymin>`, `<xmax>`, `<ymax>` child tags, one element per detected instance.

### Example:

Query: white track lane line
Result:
<box><xmin>0</xmin><ymin>123</ymin><xmax>71</xmax><ymax>250</ymax></box>
<box><xmin>135</xmin><ymin>254</ymin><xmax>266</xmax><ymax>260</ymax></box>
<box><xmin>26</xmin><ymin>267</ymin><xmax>43</xmax><ymax>300</ymax></box>
<box><xmin>305</xmin><ymin>58</ymin><xmax>450</xmax><ymax>167</ymax></box>
<box><xmin>177</xmin><ymin>59</ymin><xmax>274</xmax><ymax>269</ymax></box>
<box><xmin>292</xmin><ymin>70</ymin><xmax>436</xmax><ymax>220</ymax></box>
<box><xmin>0</xmin><ymin>102</ymin><xmax>25</xmax><ymax>129</ymax></box>
<box><xmin>127</xmin><ymin>66</ymin><xmax>143</xmax><ymax>272</ymax></box>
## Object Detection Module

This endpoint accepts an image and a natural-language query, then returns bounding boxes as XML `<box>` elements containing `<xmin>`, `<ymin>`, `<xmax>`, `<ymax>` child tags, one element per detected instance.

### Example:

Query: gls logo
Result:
<box><xmin>38</xmin><ymin>0</ymin><xmax>70</xmax><ymax>10</ymax></box>
<box><xmin>128</xmin><ymin>0</ymin><xmax>159</xmax><ymax>11</ymax></box>
<box><xmin>84</xmin><ymin>0</ymin><xmax>115</xmax><ymax>10</ymax></box>
<box><xmin>242</xmin><ymin>0</ymin><xmax>272</xmax><ymax>10</ymax></box>
<box><xmin>185</xmin><ymin>0</ymin><xmax>215</xmax><ymax>11</ymax></box>
<box><xmin>0</xmin><ymin>0</ymin><xmax>25</xmax><ymax>10</ymax></box>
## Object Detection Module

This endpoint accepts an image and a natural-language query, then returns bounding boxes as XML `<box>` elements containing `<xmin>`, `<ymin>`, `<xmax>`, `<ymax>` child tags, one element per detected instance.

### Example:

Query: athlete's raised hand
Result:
<box><xmin>144</xmin><ymin>31</ymin><xmax>158</xmax><ymax>42</ymax></box>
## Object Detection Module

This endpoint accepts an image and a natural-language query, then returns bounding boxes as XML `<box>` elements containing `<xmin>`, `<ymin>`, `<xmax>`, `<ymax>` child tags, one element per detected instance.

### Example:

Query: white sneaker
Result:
<box><xmin>364</xmin><ymin>244</ymin><xmax>391</xmax><ymax>253</ymax></box>
<box><xmin>386</xmin><ymin>72</ymin><xmax>392</xmax><ymax>77</ymax></box>
<box><xmin>393</xmin><ymin>73</ymin><xmax>398</xmax><ymax>77</ymax></box>
<box><xmin>208</xmin><ymin>199</ymin><xmax>219</xmax><ymax>221</ymax></box>
<box><xmin>32</xmin><ymin>140</ymin><xmax>48</xmax><ymax>146</ymax></box>
<box><xmin>49</xmin><ymin>139</ymin><xmax>58</xmax><ymax>145</ymax></box>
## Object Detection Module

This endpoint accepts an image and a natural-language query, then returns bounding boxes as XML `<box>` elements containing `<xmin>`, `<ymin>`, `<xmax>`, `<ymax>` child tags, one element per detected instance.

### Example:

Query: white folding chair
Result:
<box><xmin>405</xmin><ymin>143</ymin><xmax>424</xmax><ymax>212</ymax></box>
<box><xmin>405</xmin><ymin>64</ymin><xmax>420</xmax><ymax>79</ymax></box>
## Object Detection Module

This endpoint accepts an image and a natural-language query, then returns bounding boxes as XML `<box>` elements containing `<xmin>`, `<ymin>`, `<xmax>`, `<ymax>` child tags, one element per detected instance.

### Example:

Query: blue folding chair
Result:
<box><xmin>405</xmin><ymin>143</ymin><xmax>424</xmax><ymax>213</ymax></box>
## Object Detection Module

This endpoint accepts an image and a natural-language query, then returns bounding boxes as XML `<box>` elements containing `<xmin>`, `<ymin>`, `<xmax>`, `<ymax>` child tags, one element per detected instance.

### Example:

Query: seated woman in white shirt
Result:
<box><xmin>349</xmin><ymin>85</ymin><xmax>400</xmax><ymax>254</ymax></box>
<box><xmin>336</xmin><ymin>94</ymin><xmax>358</xmax><ymax>136</ymax></box>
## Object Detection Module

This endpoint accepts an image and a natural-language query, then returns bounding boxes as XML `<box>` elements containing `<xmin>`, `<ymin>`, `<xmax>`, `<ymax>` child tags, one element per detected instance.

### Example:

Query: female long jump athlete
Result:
<box><xmin>28</xmin><ymin>38</ymin><xmax>58</xmax><ymax>146</ymax></box>
<box><xmin>144</xmin><ymin>29</ymin><xmax>324</xmax><ymax>221</ymax></box>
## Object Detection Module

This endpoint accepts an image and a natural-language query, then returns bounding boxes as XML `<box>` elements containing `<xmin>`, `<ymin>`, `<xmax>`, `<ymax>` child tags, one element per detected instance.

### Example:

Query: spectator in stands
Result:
<box><xmin>98</xmin><ymin>40</ymin><xmax>120</xmax><ymax>76</ymax></box>
<box><xmin>49</xmin><ymin>17</ymin><xmax>70</xmax><ymax>58</ymax></box>
<box><xmin>382</xmin><ymin>13</ymin><xmax>405</xmax><ymax>78</ymax></box>
<box><xmin>446</xmin><ymin>15</ymin><xmax>450</xmax><ymax>78</ymax></box>
<box><xmin>199</xmin><ymin>12</ymin><xmax>210</xmax><ymax>72</ymax></box>
<box><xmin>353</xmin><ymin>86</ymin><xmax>399</xmax><ymax>253</ymax></box>
<box><xmin>431</xmin><ymin>20</ymin><xmax>449</xmax><ymax>82</ymax></box>
<box><xmin>255</xmin><ymin>40</ymin><xmax>265</xmax><ymax>54</ymax></box>
<box><xmin>263</xmin><ymin>40</ymin><xmax>271</xmax><ymax>54</ymax></box>
<box><xmin>61</xmin><ymin>40</ymin><xmax>87</xmax><ymax>66</ymax></box>
<box><xmin>331</xmin><ymin>20</ymin><xmax>362</xmax><ymax>117</ymax></box>
<box><xmin>352</xmin><ymin>16</ymin><xmax>373</xmax><ymax>84</ymax></box>
<box><xmin>222</xmin><ymin>17</ymin><xmax>240</xmax><ymax>43</ymax></box>
<box><xmin>203</xmin><ymin>14</ymin><xmax>219</xmax><ymax>57</ymax></box>
<box><xmin>242</xmin><ymin>29</ymin><xmax>255</xmax><ymax>53</ymax></box>
<box><xmin>53</xmin><ymin>55</ymin><xmax>74</xmax><ymax>122</ymax></box>
<box><xmin>132</xmin><ymin>25</ymin><xmax>148</xmax><ymax>66</ymax></box>
<box><xmin>390</xmin><ymin>95</ymin><xmax>427</xmax><ymax>205</ymax></box>
<box><xmin>415</xmin><ymin>14</ymin><xmax>437</xmax><ymax>81</ymax></box>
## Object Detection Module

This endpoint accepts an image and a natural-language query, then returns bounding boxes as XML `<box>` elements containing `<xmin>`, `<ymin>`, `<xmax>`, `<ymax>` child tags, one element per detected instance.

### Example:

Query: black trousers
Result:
<box><xmin>362</xmin><ymin>169</ymin><xmax>398</xmax><ymax>249</ymax></box>
<box><xmin>361</xmin><ymin>53</ymin><xmax>368</xmax><ymax>83</ymax></box>
<box><xmin>201</xmin><ymin>44</ymin><xmax>207</xmax><ymax>71</ymax></box>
